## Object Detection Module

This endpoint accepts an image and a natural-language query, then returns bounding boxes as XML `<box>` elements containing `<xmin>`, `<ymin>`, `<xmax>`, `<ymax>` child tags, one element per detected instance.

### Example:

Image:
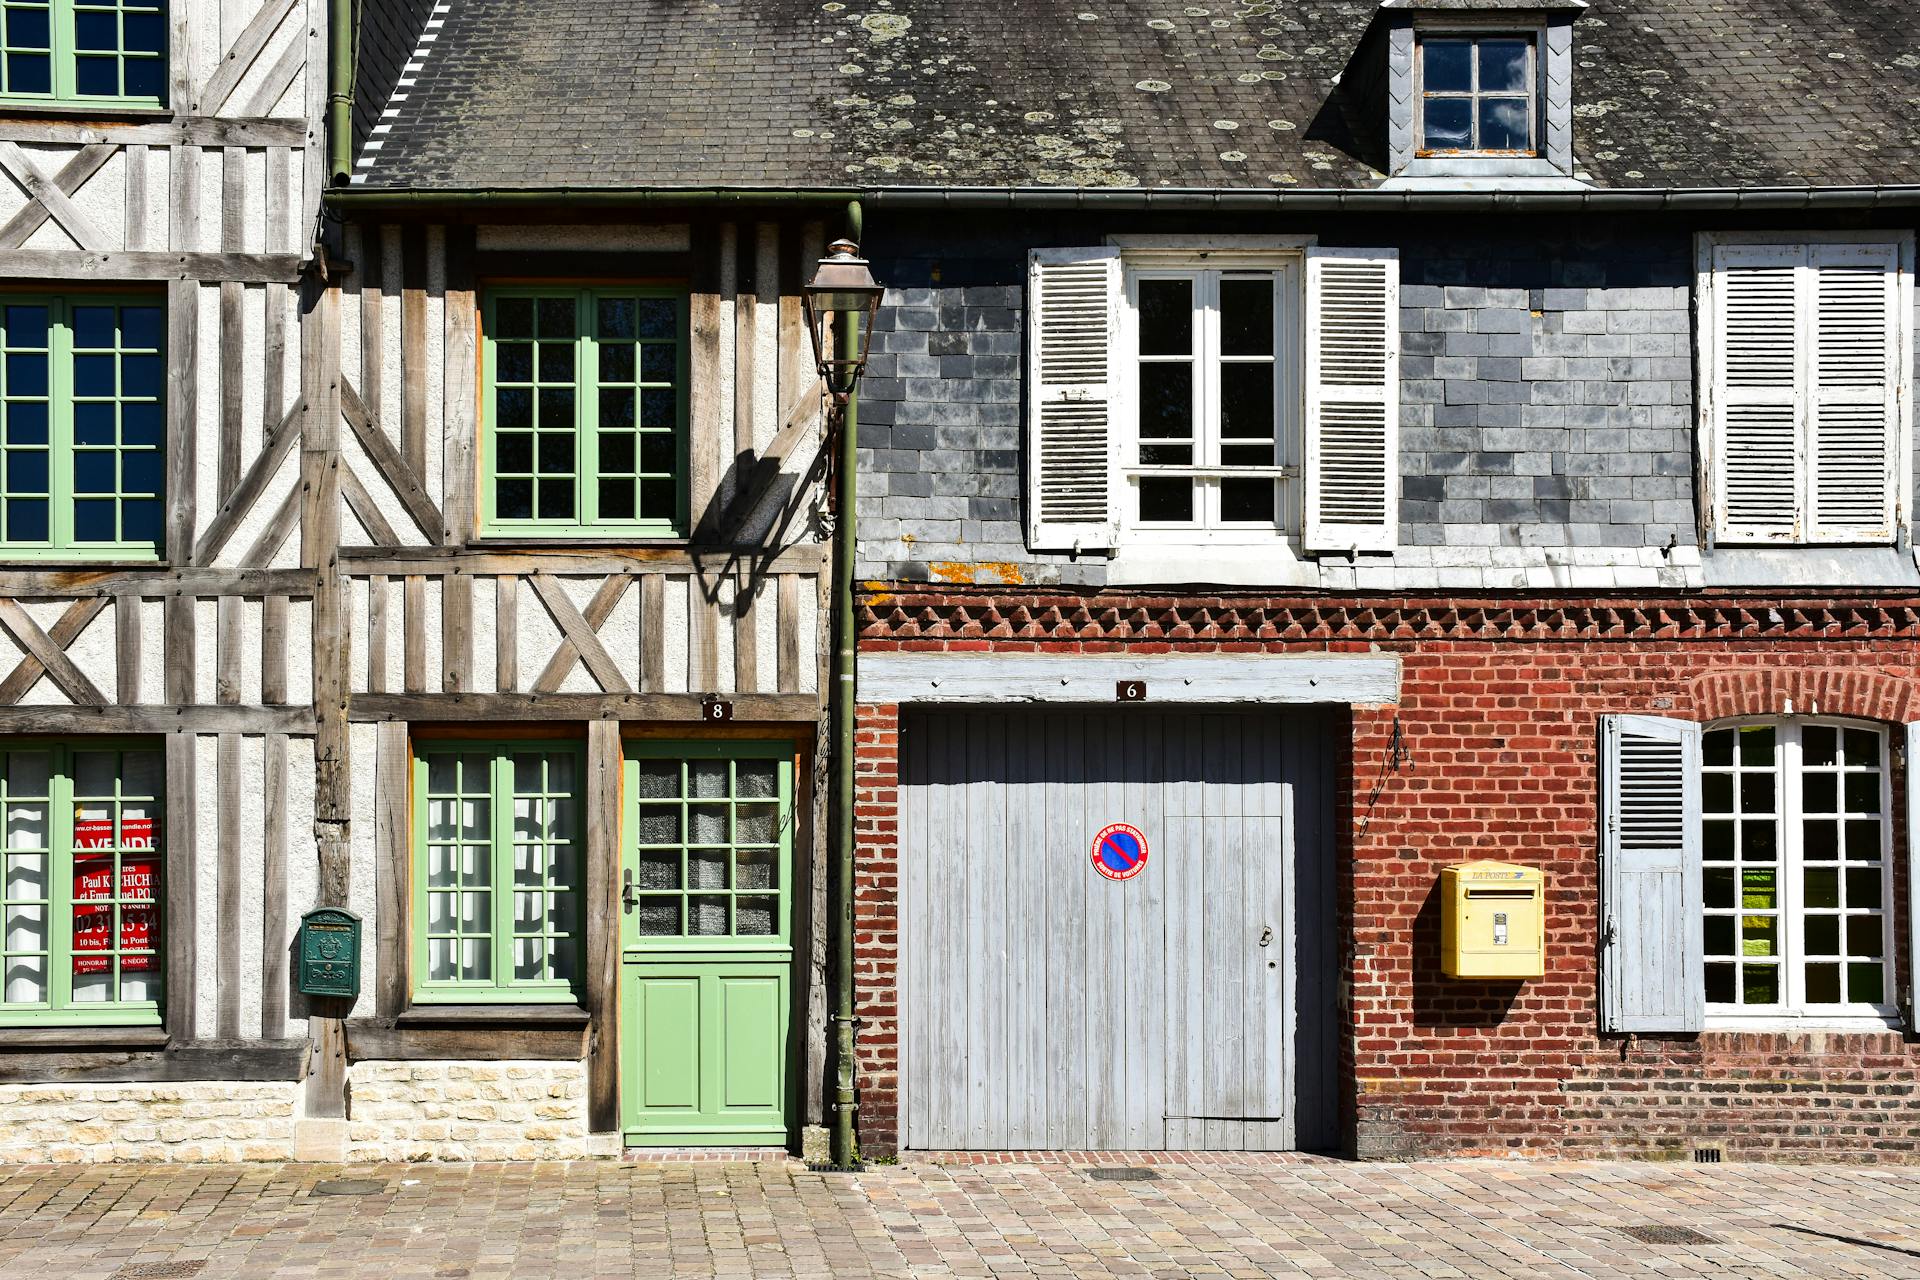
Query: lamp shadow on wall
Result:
<box><xmin>1408</xmin><ymin>877</ymin><xmax>1524</xmax><ymax>1029</ymax></box>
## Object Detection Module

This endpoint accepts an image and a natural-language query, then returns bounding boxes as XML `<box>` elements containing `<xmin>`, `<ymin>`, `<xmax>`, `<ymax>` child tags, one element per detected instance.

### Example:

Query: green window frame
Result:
<box><xmin>411</xmin><ymin>740</ymin><xmax>584</xmax><ymax>1004</ymax></box>
<box><xmin>0</xmin><ymin>0</ymin><xmax>167</xmax><ymax>108</ymax></box>
<box><xmin>626</xmin><ymin>741</ymin><xmax>793</xmax><ymax>947</ymax></box>
<box><xmin>481</xmin><ymin>286</ymin><xmax>689</xmax><ymax>539</ymax></box>
<box><xmin>0</xmin><ymin>293</ymin><xmax>164</xmax><ymax>561</ymax></box>
<box><xmin>0</xmin><ymin>739</ymin><xmax>163</xmax><ymax>1027</ymax></box>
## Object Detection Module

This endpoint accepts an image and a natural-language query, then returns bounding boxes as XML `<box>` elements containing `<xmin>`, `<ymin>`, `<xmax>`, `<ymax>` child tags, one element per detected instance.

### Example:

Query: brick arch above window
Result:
<box><xmin>1688</xmin><ymin>668</ymin><xmax>1920</xmax><ymax>726</ymax></box>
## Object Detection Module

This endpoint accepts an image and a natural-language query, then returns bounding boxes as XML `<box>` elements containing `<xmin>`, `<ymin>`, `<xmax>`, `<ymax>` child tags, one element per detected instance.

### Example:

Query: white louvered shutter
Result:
<box><xmin>1598</xmin><ymin>715</ymin><xmax>1703</xmax><ymax>1034</ymax></box>
<box><xmin>1807</xmin><ymin>241</ymin><xmax>1900</xmax><ymax>542</ymax></box>
<box><xmin>1712</xmin><ymin>242</ymin><xmax>1804</xmax><ymax>543</ymax></box>
<box><xmin>1025</xmin><ymin>248</ymin><xmax>1120</xmax><ymax>552</ymax></box>
<box><xmin>1304</xmin><ymin>247</ymin><xmax>1399</xmax><ymax>552</ymax></box>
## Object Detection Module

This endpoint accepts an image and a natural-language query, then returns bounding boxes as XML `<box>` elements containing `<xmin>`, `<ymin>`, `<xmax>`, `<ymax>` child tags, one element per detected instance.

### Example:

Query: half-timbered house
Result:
<box><xmin>16</xmin><ymin>0</ymin><xmax>1920</xmax><ymax>1168</ymax></box>
<box><xmin>0</xmin><ymin>0</ymin><xmax>339</xmax><ymax>1159</ymax></box>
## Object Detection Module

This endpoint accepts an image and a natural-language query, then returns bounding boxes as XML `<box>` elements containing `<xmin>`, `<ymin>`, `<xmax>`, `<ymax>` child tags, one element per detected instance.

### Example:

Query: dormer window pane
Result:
<box><xmin>1479</xmin><ymin>99</ymin><xmax>1530</xmax><ymax>150</ymax></box>
<box><xmin>1423</xmin><ymin>39</ymin><xmax>1471</xmax><ymax>93</ymax></box>
<box><xmin>1479</xmin><ymin>40</ymin><xmax>1530</xmax><ymax>92</ymax></box>
<box><xmin>1417</xmin><ymin>32</ymin><xmax>1537</xmax><ymax>155</ymax></box>
<box><xmin>1424</xmin><ymin>99</ymin><xmax>1472</xmax><ymax>150</ymax></box>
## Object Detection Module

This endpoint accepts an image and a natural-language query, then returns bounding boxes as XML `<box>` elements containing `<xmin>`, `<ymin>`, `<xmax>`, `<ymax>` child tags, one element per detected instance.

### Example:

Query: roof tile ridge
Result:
<box><xmin>352</xmin><ymin>1</ymin><xmax>453</xmax><ymax>185</ymax></box>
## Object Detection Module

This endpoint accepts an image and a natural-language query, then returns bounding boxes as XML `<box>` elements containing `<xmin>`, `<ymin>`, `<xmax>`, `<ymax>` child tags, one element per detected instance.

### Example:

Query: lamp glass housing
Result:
<box><xmin>803</xmin><ymin>239</ymin><xmax>884</xmax><ymax>400</ymax></box>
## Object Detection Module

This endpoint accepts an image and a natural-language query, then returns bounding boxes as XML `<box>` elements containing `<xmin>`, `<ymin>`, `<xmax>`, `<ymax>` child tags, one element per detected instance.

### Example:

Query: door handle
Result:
<box><xmin>622</xmin><ymin>869</ymin><xmax>636</xmax><ymax>914</ymax></box>
<box><xmin>1258</xmin><ymin>926</ymin><xmax>1273</xmax><ymax>948</ymax></box>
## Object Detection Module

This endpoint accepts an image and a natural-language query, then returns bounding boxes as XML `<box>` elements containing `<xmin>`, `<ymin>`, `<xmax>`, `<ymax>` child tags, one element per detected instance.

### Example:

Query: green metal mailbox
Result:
<box><xmin>295</xmin><ymin>908</ymin><xmax>362</xmax><ymax>1000</ymax></box>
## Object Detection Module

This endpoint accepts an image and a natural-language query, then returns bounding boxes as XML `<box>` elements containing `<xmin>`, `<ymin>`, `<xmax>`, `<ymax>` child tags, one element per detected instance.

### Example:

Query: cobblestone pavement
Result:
<box><xmin>1</xmin><ymin>1156</ymin><xmax>1919</xmax><ymax>1278</ymax></box>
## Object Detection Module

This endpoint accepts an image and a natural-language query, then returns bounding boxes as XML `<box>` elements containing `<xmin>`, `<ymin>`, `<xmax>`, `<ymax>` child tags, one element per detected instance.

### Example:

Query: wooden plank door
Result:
<box><xmin>901</xmin><ymin>709</ymin><xmax>1309</xmax><ymax>1151</ymax></box>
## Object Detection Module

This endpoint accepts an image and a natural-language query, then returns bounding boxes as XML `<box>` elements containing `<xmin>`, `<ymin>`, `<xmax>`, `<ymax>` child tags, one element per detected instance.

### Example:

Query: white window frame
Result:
<box><xmin>1412</xmin><ymin>22</ymin><xmax>1546</xmax><ymax>158</ymax></box>
<box><xmin>1696</xmin><ymin>229</ymin><xmax>1916</xmax><ymax>548</ymax></box>
<box><xmin>1700</xmin><ymin>717</ymin><xmax>1898</xmax><ymax>1029</ymax></box>
<box><xmin>1115</xmin><ymin>247</ymin><xmax>1304</xmax><ymax>547</ymax></box>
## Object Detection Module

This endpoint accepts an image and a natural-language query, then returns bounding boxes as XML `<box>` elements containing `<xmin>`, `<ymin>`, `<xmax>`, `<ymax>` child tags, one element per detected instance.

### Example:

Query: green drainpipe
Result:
<box><xmin>830</xmin><ymin>198</ymin><xmax>864</xmax><ymax>1169</ymax></box>
<box><xmin>327</xmin><ymin>0</ymin><xmax>353</xmax><ymax>186</ymax></box>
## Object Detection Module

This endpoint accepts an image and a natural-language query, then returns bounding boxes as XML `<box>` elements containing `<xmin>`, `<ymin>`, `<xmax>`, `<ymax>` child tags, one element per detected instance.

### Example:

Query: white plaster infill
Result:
<box><xmin>861</xmin><ymin>652</ymin><xmax>1401</xmax><ymax>705</ymax></box>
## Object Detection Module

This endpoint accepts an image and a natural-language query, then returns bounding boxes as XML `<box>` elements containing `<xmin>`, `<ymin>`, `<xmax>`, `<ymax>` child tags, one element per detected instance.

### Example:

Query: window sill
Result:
<box><xmin>0</xmin><ymin>1024</ymin><xmax>169</xmax><ymax>1049</ymax></box>
<box><xmin>472</xmin><ymin>533</ymin><xmax>687</xmax><ymax>548</ymax></box>
<box><xmin>1106</xmin><ymin>542</ymin><xmax>1320</xmax><ymax>589</ymax></box>
<box><xmin>396</xmin><ymin>1003</ymin><xmax>589</xmax><ymax>1027</ymax></box>
<box><xmin>1380</xmin><ymin>157</ymin><xmax>1583</xmax><ymax>190</ymax></box>
<box><xmin>1704</xmin><ymin>1015</ymin><xmax>1903</xmax><ymax>1033</ymax></box>
<box><xmin>0</xmin><ymin>555</ymin><xmax>165</xmax><ymax>569</ymax></box>
<box><xmin>1700</xmin><ymin>545</ymin><xmax>1917</xmax><ymax>590</ymax></box>
<box><xmin>0</xmin><ymin>102</ymin><xmax>171</xmax><ymax>122</ymax></box>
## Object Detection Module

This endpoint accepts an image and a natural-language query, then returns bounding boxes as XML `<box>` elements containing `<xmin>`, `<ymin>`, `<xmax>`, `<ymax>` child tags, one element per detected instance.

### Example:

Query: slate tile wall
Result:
<box><xmin>1392</xmin><ymin>235</ymin><xmax>1696</xmax><ymax>553</ymax></box>
<box><xmin>855</xmin><ymin>221</ymin><xmax>1700</xmax><ymax>583</ymax></box>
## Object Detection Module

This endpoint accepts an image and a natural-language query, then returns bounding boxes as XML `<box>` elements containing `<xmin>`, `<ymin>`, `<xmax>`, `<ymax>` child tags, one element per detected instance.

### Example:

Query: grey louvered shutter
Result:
<box><xmin>1304</xmin><ymin>246</ymin><xmax>1399</xmax><ymax>552</ymax></box>
<box><xmin>1711</xmin><ymin>242</ymin><xmax>1804</xmax><ymax>543</ymax></box>
<box><xmin>1599</xmin><ymin>714</ymin><xmax>1703</xmax><ymax>1034</ymax></box>
<box><xmin>1807</xmin><ymin>241</ymin><xmax>1901</xmax><ymax>543</ymax></box>
<box><xmin>1907</xmin><ymin>722</ymin><xmax>1920</xmax><ymax>1029</ymax></box>
<box><xmin>1025</xmin><ymin>247</ymin><xmax>1120</xmax><ymax>552</ymax></box>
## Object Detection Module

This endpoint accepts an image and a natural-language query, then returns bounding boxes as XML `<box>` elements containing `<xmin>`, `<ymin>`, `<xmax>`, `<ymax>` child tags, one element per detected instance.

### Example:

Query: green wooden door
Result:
<box><xmin>619</xmin><ymin>741</ymin><xmax>794</xmax><ymax>1146</ymax></box>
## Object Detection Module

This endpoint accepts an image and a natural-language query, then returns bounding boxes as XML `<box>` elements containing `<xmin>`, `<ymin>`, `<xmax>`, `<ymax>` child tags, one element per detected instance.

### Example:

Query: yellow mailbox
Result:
<box><xmin>1440</xmin><ymin>862</ymin><xmax>1544</xmax><ymax>979</ymax></box>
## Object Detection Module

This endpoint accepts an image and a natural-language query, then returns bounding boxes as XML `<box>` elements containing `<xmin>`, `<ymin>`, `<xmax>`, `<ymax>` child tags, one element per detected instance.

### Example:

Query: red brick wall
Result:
<box><xmin>852</xmin><ymin>589</ymin><xmax>1920</xmax><ymax>1161</ymax></box>
<box><xmin>852</xmin><ymin>702</ymin><xmax>902</xmax><ymax>1156</ymax></box>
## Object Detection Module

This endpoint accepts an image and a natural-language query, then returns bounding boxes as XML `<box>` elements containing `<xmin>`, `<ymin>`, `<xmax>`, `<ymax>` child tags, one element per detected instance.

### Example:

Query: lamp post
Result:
<box><xmin>803</xmin><ymin>221</ymin><xmax>881</xmax><ymax>1169</ymax></box>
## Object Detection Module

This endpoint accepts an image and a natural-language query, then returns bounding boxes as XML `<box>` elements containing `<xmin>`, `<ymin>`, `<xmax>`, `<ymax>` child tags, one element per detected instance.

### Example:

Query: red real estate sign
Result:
<box><xmin>71</xmin><ymin>816</ymin><xmax>156</xmax><ymax>974</ymax></box>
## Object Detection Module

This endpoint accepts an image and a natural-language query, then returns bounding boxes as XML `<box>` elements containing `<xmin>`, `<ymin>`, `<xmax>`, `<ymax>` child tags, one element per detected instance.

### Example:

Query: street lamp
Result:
<box><xmin>804</xmin><ymin>224</ymin><xmax>882</xmax><ymax>1171</ymax></box>
<box><xmin>802</xmin><ymin>238</ymin><xmax>884</xmax><ymax>404</ymax></box>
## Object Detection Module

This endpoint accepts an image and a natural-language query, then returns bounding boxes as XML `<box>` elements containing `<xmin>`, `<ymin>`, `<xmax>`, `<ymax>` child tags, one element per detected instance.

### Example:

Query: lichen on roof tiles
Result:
<box><xmin>354</xmin><ymin>0</ymin><xmax>1920</xmax><ymax>191</ymax></box>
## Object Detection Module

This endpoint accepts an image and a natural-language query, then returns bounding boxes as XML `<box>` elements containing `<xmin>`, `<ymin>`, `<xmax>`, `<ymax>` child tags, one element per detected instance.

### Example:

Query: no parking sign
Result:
<box><xmin>1091</xmin><ymin>824</ymin><xmax>1148</xmax><ymax>881</ymax></box>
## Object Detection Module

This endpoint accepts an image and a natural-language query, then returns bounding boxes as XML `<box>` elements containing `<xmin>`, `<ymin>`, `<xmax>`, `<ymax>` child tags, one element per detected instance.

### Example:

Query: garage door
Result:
<box><xmin>899</xmin><ymin>708</ymin><xmax>1336</xmax><ymax>1152</ymax></box>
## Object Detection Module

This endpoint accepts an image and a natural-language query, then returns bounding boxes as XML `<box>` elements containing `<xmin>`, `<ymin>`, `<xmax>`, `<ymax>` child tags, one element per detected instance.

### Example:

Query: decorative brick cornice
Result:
<box><xmin>857</xmin><ymin>588</ymin><xmax>1920</xmax><ymax>646</ymax></box>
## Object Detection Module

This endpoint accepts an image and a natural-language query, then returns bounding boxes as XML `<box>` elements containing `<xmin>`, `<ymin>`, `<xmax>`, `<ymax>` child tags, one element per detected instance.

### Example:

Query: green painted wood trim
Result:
<box><xmin>620</xmin><ymin>739</ymin><xmax>795</xmax><ymax>949</ymax></box>
<box><xmin>410</xmin><ymin>739</ymin><xmax>587</xmax><ymax>1004</ymax></box>
<box><xmin>0</xmin><ymin>293</ymin><xmax>165</xmax><ymax>561</ymax></box>
<box><xmin>0</xmin><ymin>738</ymin><xmax>163</xmax><ymax>1026</ymax></box>
<box><xmin>624</xmin><ymin>1128</ymin><xmax>788</xmax><ymax>1146</ymax></box>
<box><xmin>479</xmin><ymin>286</ymin><xmax>690</xmax><ymax>540</ymax></box>
<box><xmin>619</xmin><ymin>958</ymin><xmax>790</xmax><ymax>1144</ymax></box>
<box><xmin>0</xmin><ymin>0</ymin><xmax>167</xmax><ymax>109</ymax></box>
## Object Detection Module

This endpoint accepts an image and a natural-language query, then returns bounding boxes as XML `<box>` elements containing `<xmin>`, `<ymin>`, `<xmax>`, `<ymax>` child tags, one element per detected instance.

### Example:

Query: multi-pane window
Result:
<box><xmin>629</xmin><ymin>744</ymin><xmax>790</xmax><ymax>940</ymax></box>
<box><xmin>482</xmin><ymin>288</ymin><xmax>687</xmax><ymax>538</ymax></box>
<box><xmin>1</xmin><ymin>0</ymin><xmax>166</xmax><ymax>105</ymax></box>
<box><xmin>1701</xmin><ymin>720</ymin><xmax>1892</xmax><ymax>1016</ymax></box>
<box><xmin>1127</xmin><ymin>267</ymin><xmax>1291</xmax><ymax>534</ymax></box>
<box><xmin>1417</xmin><ymin>34</ymin><xmax>1536</xmax><ymax>154</ymax></box>
<box><xmin>0</xmin><ymin>296</ymin><xmax>163</xmax><ymax>558</ymax></box>
<box><xmin>1</xmin><ymin>742</ymin><xmax>161</xmax><ymax>1025</ymax></box>
<box><xmin>413</xmin><ymin>743</ymin><xmax>582</xmax><ymax>1002</ymax></box>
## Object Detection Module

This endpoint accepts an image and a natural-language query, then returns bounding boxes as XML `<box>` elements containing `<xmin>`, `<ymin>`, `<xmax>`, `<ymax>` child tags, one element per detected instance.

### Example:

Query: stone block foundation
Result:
<box><xmin>0</xmin><ymin>1081</ymin><xmax>299</xmax><ymax>1163</ymax></box>
<box><xmin>344</xmin><ymin>1060</ymin><xmax>619</xmax><ymax>1161</ymax></box>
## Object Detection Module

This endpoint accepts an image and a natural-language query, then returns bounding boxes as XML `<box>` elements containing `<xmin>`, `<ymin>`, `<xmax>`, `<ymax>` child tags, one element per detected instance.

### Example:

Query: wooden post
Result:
<box><xmin>302</xmin><ymin>266</ymin><xmax>350</xmax><ymax>1122</ymax></box>
<box><xmin>442</xmin><ymin>225</ymin><xmax>478</xmax><ymax>547</ymax></box>
<box><xmin>585</xmin><ymin>720</ymin><xmax>621</xmax><ymax>1132</ymax></box>
<box><xmin>164</xmin><ymin>732</ymin><xmax>197</xmax><ymax>1040</ymax></box>
<box><xmin>374</xmin><ymin>722</ymin><xmax>409</xmax><ymax>1020</ymax></box>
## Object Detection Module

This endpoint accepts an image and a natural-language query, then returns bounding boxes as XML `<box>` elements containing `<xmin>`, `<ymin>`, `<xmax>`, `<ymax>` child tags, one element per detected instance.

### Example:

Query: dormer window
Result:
<box><xmin>1416</xmin><ymin>34</ymin><xmax>1537</xmax><ymax>155</ymax></box>
<box><xmin>1377</xmin><ymin>3</ymin><xmax>1578</xmax><ymax>184</ymax></box>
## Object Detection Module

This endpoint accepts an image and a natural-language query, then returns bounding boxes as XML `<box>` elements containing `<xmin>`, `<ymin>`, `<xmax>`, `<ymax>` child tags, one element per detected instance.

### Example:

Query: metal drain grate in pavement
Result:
<box><xmin>112</xmin><ymin>1263</ymin><xmax>206</xmax><ymax>1279</ymax></box>
<box><xmin>1619</xmin><ymin>1224</ymin><xmax>1716</xmax><ymax>1246</ymax></box>
<box><xmin>1087</xmin><ymin>1167</ymin><xmax>1159</xmax><ymax>1182</ymax></box>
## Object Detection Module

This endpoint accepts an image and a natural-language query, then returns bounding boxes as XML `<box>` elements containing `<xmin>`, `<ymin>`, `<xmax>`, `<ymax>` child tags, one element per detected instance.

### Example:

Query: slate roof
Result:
<box><xmin>351</xmin><ymin>0</ymin><xmax>1920</xmax><ymax>192</ymax></box>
